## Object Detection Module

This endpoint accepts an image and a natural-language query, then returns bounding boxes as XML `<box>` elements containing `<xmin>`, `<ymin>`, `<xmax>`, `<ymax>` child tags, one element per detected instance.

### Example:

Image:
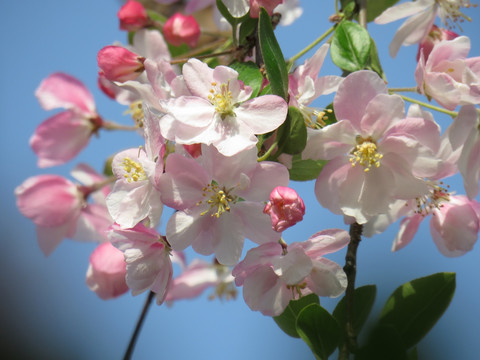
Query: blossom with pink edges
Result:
<box><xmin>158</xmin><ymin>144</ymin><xmax>289</xmax><ymax>265</ymax></box>
<box><xmin>159</xmin><ymin>58</ymin><xmax>288</xmax><ymax>156</ymax></box>
<box><xmin>32</xmin><ymin>72</ymin><xmax>102</xmax><ymax>167</ymax></box>
<box><xmin>264</xmin><ymin>186</ymin><xmax>305</xmax><ymax>232</ymax></box>
<box><xmin>108</xmin><ymin>223</ymin><xmax>173</xmax><ymax>304</ymax></box>
<box><xmin>416</xmin><ymin>24</ymin><xmax>459</xmax><ymax>62</ymax></box>
<box><xmin>415</xmin><ymin>36</ymin><xmax>480</xmax><ymax>111</ymax></box>
<box><xmin>86</xmin><ymin>242</ymin><xmax>129</xmax><ymax>300</ymax></box>
<box><xmin>15</xmin><ymin>164</ymin><xmax>113</xmax><ymax>255</ymax></box>
<box><xmin>232</xmin><ymin>229</ymin><xmax>349</xmax><ymax>316</ymax></box>
<box><xmin>303</xmin><ymin>70</ymin><xmax>441</xmax><ymax>224</ymax></box>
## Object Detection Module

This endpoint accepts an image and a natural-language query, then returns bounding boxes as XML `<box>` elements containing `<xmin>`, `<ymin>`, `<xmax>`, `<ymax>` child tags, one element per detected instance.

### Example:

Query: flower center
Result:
<box><xmin>197</xmin><ymin>182</ymin><xmax>236</xmax><ymax>218</ymax></box>
<box><xmin>124</xmin><ymin>101</ymin><xmax>144</xmax><ymax>128</ymax></box>
<box><xmin>208</xmin><ymin>81</ymin><xmax>236</xmax><ymax>119</ymax></box>
<box><xmin>122</xmin><ymin>157</ymin><xmax>147</xmax><ymax>182</ymax></box>
<box><xmin>436</xmin><ymin>0</ymin><xmax>476</xmax><ymax>28</ymax></box>
<box><xmin>414</xmin><ymin>181</ymin><xmax>450</xmax><ymax>216</ymax></box>
<box><xmin>297</xmin><ymin>103</ymin><xmax>332</xmax><ymax>129</ymax></box>
<box><xmin>349</xmin><ymin>137</ymin><xmax>383</xmax><ymax>172</ymax></box>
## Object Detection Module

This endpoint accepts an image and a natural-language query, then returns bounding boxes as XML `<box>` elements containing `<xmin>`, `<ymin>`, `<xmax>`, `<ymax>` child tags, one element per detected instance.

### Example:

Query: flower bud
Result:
<box><xmin>183</xmin><ymin>143</ymin><xmax>202</xmax><ymax>158</ymax></box>
<box><xmin>117</xmin><ymin>0</ymin><xmax>149</xmax><ymax>31</ymax></box>
<box><xmin>97</xmin><ymin>46</ymin><xmax>145</xmax><ymax>83</ymax></box>
<box><xmin>249</xmin><ymin>0</ymin><xmax>284</xmax><ymax>18</ymax></box>
<box><xmin>163</xmin><ymin>13</ymin><xmax>200</xmax><ymax>48</ymax></box>
<box><xmin>416</xmin><ymin>25</ymin><xmax>459</xmax><ymax>62</ymax></box>
<box><xmin>86</xmin><ymin>242</ymin><xmax>129</xmax><ymax>300</ymax></box>
<box><xmin>264</xmin><ymin>186</ymin><xmax>305</xmax><ymax>232</ymax></box>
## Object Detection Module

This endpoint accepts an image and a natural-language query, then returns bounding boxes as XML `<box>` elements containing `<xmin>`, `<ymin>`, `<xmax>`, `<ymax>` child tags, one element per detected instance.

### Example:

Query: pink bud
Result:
<box><xmin>97</xmin><ymin>46</ymin><xmax>145</xmax><ymax>83</ymax></box>
<box><xmin>416</xmin><ymin>25</ymin><xmax>459</xmax><ymax>62</ymax></box>
<box><xmin>249</xmin><ymin>0</ymin><xmax>283</xmax><ymax>18</ymax></box>
<box><xmin>183</xmin><ymin>143</ymin><xmax>202</xmax><ymax>158</ymax></box>
<box><xmin>97</xmin><ymin>71</ymin><xmax>117</xmax><ymax>99</ymax></box>
<box><xmin>163</xmin><ymin>13</ymin><xmax>200</xmax><ymax>48</ymax></box>
<box><xmin>264</xmin><ymin>186</ymin><xmax>305</xmax><ymax>232</ymax></box>
<box><xmin>86</xmin><ymin>242</ymin><xmax>129</xmax><ymax>300</ymax></box>
<box><xmin>117</xmin><ymin>0</ymin><xmax>149</xmax><ymax>31</ymax></box>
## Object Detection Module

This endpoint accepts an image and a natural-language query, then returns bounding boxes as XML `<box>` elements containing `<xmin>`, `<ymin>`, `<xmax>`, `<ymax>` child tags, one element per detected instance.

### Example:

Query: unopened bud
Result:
<box><xmin>163</xmin><ymin>13</ymin><xmax>201</xmax><ymax>48</ymax></box>
<box><xmin>249</xmin><ymin>0</ymin><xmax>284</xmax><ymax>18</ymax></box>
<box><xmin>417</xmin><ymin>25</ymin><xmax>459</xmax><ymax>62</ymax></box>
<box><xmin>118</xmin><ymin>0</ymin><xmax>150</xmax><ymax>31</ymax></box>
<box><xmin>97</xmin><ymin>46</ymin><xmax>145</xmax><ymax>82</ymax></box>
<box><xmin>264</xmin><ymin>186</ymin><xmax>305</xmax><ymax>232</ymax></box>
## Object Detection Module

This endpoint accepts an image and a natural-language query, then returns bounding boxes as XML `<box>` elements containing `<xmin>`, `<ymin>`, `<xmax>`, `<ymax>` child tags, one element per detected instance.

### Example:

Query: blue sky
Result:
<box><xmin>1</xmin><ymin>1</ymin><xmax>479</xmax><ymax>359</ymax></box>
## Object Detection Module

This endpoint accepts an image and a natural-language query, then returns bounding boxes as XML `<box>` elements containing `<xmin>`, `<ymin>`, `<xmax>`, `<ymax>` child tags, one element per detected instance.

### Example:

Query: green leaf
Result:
<box><xmin>330</xmin><ymin>21</ymin><xmax>371</xmax><ymax>72</ymax></box>
<box><xmin>379</xmin><ymin>272</ymin><xmax>456</xmax><ymax>348</ymax></box>
<box><xmin>355</xmin><ymin>324</ymin><xmax>408</xmax><ymax>360</ymax></box>
<box><xmin>333</xmin><ymin>285</ymin><xmax>377</xmax><ymax>340</ymax></box>
<box><xmin>275</xmin><ymin>106</ymin><xmax>307</xmax><ymax>156</ymax></box>
<box><xmin>216</xmin><ymin>0</ymin><xmax>235</xmax><ymax>25</ymax></box>
<box><xmin>339</xmin><ymin>0</ymin><xmax>401</xmax><ymax>22</ymax></box>
<box><xmin>296</xmin><ymin>304</ymin><xmax>341</xmax><ymax>359</ymax></box>
<box><xmin>103</xmin><ymin>156</ymin><xmax>114</xmax><ymax>177</ymax></box>
<box><xmin>239</xmin><ymin>16</ymin><xmax>257</xmax><ymax>45</ymax></box>
<box><xmin>288</xmin><ymin>155</ymin><xmax>326</xmax><ymax>181</ymax></box>
<box><xmin>229</xmin><ymin>61</ymin><xmax>263</xmax><ymax>98</ymax></box>
<box><xmin>408</xmin><ymin>347</ymin><xmax>418</xmax><ymax>360</ymax></box>
<box><xmin>365</xmin><ymin>36</ymin><xmax>385</xmax><ymax>79</ymax></box>
<box><xmin>273</xmin><ymin>293</ymin><xmax>320</xmax><ymax>338</ymax></box>
<box><xmin>258</xmin><ymin>8</ymin><xmax>289</xmax><ymax>100</ymax></box>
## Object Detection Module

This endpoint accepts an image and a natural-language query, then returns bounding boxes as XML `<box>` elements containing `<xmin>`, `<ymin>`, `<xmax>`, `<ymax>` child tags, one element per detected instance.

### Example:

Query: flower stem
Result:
<box><xmin>357</xmin><ymin>0</ymin><xmax>367</xmax><ymax>28</ymax></box>
<box><xmin>257</xmin><ymin>140</ymin><xmax>279</xmax><ymax>162</ymax></box>
<box><xmin>170</xmin><ymin>48</ymin><xmax>235</xmax><ymax>65</ymax></box>
<box><xmin>102</xmin><ymin>121</ymin><xmax>138</xmax><ymax>131</ymax></box>
<box><xmin>388</xmin><ymin>87</ymin><xmax>418</xmax><ymax>93</ymax></box>
<box><xmin>339</xmin><ymin>222</ymin><xmax>363</xmax><ymax>360</ymax></box>
<box><xmin>123</xmin><ymin>291</ymin><xmax>155</xmax><ymax>360</ymax></box>
<box><xmin>287</xmin><ymin>26</ymin><xmax>335</xmax><ymax>70</ymax></box>
<box><xmin>398</xmin><ymin>94</ymin><xmax>458</xmax><ymax>118</ymax></box>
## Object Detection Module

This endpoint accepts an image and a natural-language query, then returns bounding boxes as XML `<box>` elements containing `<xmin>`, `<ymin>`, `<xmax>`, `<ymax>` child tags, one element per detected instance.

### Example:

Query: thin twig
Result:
<box><xmin>123</xmin><ymin>291</ymin><xmax>155</xmax><ymax>360</ymax></box>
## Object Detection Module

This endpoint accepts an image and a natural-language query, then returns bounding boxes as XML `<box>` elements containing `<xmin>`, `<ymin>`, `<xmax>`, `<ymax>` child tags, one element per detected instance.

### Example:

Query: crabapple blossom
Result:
<box><xmin>303</xmin><ymin>70</ymin><xmax>441</xmax><ymax>224</ymax></box>
<box><xmin>158</xmin><ymin>144</ymin><xmax>289</xmax><ymax>265</ymax></box>
<box><xmin>118</xmin><ymin>0</ymin><xmax>150</xmax><ymax>31</ymax></box>
<box><xmin>416</xmin><ymin>36</ymin><xmax>480</xmax><ymax>111</ymax></box>
<box><xmin>163</xmin><ymin>13</ymin><xmax>201</xmax><ymax>48</ymax></box>
<box><xmin>288</xmin><ymin>43</ymin><xmax>342</xmax><ymax>129</ymax></box>
<box><xmin>416</xmin><ymin>24</ymin><xmax>459</xmax><ymax>61</ymax></box>
<box><xmin>165</xmin><ymin>259</ymin><xmax>236</xmax><ymax>303</ymax></box>
<box><xmin>97</xmin><ymin>46</ymin><xmax>146</xmax><ymax>83</ymax></box>
<box><xmin>232</xmin><ymin>229</ymin><xmax>349</xmax><ymax>316</ymax></box>
<box><xmin>264</xmin><ymin>186</ymin><xmax>305</xmax><ymax>232</ymax></box>
<box><xmin>447</xmin><ymin>105</ymin><xmax>480</xmax><ymax>198</ymax></box>
<box><xmin>108</xmin><ymin>223</ymin><xmax>174</xmax><ymax>304</ymax></box>
<box><xmin>106</xmin><ymin>107</ymin><xmax>165</xmax><ymax>228</ymax></box>
<box><xmin>375</xmin><ymin>0</ymin><xmax>475</xmax><ymax>57</ymax></box>
<box><xmin>15</xmin><ymin>164</ymin><xmax>113</xmax><ymax>255</ymax></box>
<box><xmin>32</xmin><ymin>72</ymin><xmax>102</xmax><ymax>167</ymax></box>
<box><xmin>86</xmin><ymin>241</ymin><xmax>129</xmax><ymax>300</ymax></box>
<box><xmin>158</xmin><ymin>58</ymin><xmax>288</xmax><ymax>156</ymax></box>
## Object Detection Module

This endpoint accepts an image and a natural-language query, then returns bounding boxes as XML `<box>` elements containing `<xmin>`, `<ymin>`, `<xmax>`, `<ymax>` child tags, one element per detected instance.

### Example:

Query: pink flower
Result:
<box><xmin>416</xmin><ymin>24</ymin><xmax>459</xmax><ymax>62</ymax></box>
<box><xmin>159</xmin><ymin>58</ymin><xmax>288</xmax><ymax>156</ymax></box>
<box><xmin>232</xmin><ymin>229</ymin><xmax>349</xmax><ymax>316</ymax></box>
<box><xmin>158</xmin><ymin>144</ymin><xmax>289</xmax><ymax>265</ymax></box>
<box><xmin>165</xmin><ymin>259</ymin><xmax>236</xmax><ymax>303</ymax></box>
<box><xmin>303</xmin><ymin>70</ymin><xmax>441</xmax><ymax>224</ymax></box>
<box><xmin>86</xmin><ymin>242</ymin><xmax>129</xmax><ymax>300</ymax></box>
<box><xmin>163</xmin><ymin>13</ymin><xmax>201</xmax><ymax>48</ymax></box>
<box><xmin>32</xmin><ymin>73</ymin><xmax>102</xmax><ymax>167</ymax></box>
<box><xmin>118</xmin><ymin>0</ymin><xmax>150</xmax><ymax>31</ymax></box>
<box><xmin>108</xmin><ymin>223</ymin><xmax>174</xmax><ymax>304</ymax></box>
<box><xmin>393</xmin><ymin>195</ymin><xmax>480</xmax><ymax>257</ymax></box>
<box><xmin>264</xmin><ymin>186</ymin><xmax>305</xmax><ymax>232</ymax></box>
<box><xmin>447</xmin><ymin>105</ymin><xmax>480</xmax><ymax>198</ymax></box>
<box><xmin>97</xmin><ymin>46</ymin><xmax>146</xmax><ymax>83</ymax></box>
<box><xmin>374</xmin><ymin>0</ymin><xmax>473</xmax><ymax>58</ymax></box>
<box><xmin>15</xmin><ymin>164</ymin><xmax>113</xmax><ymax>255</ymax></box>
<box><xmin>415</xmin><ymin>36</ymin><xmax>480</xmax><ymax>111</ymax></box>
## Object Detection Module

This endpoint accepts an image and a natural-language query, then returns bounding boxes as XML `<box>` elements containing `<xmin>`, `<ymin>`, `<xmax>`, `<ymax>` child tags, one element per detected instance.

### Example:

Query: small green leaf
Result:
<box><xmin>258</xmin><ymin>8</ymin><xmax>289</xmax><ymax>100</ymax></box>
<box><xmin>408</xmin><ymin>347</ymin><xmax>418</xmax><ymax>360</ymax></box>
<box><xmin>229</xmin><ymin>61</ymin><xmax>263</xmax><ymax>98</ymax></box>
<box><xmin>273</xmin><ymin>293</ymin><xmax>320</xmax><ymax>338</ymax></box>
<box><xmin>365</xmin><ymin>37</ymin><xmax>385</xmax><ymax>79</ymax></box>
<box><xmin>216</xmin><ymin>0</ymin><xmax>235</xmax><ymax>25</ymax></box>
<box><xmin>145</xmin><ymin>9</ymin><xmax>167</xmax><ymax>23</ymax></box>
<box><xmin>379</xmin><ymin>272</ymin><xmax>456</xmax><ymax>348</ymax></box>
<box><xmin>239</xmin><ymin>16</ymin><xmax>257</xmax><ymax>45</ymax></box>
<box><xmin>288</xmin><ymin>155</ymin><xmax>326</xmax><ymax>181</ymax></box>
<box><xmin>276</xmin><ymin>106</ymin><xmax>307</xmax><ymax>155</ymax></box>
<box><xmin>103</xmin><ymin>155</ymin><xmax>114</xmax><ymax>177</ymax></box>
<box><xmin>355</xmin><ymin>324</ymin><xmax>408</xmax><ymax>360</ymax></box>
<box><xmin>333</xmin><ymin>285</ymin><xmax>377</xmax><ymax>341</ymax></box>
<box><xmin>296</xmin><ymin>304</ymin><xmax>341</xmax><ymax>359</ymax></box>
<box><xmin>331</xmin><ymin>21</ymin><xmax>371</xmax><ymax>72</ymax></box>
<box><xmin>339</xmin><ymin>0</ymin><xmax>401</xmax><ymax>22</ymax></box>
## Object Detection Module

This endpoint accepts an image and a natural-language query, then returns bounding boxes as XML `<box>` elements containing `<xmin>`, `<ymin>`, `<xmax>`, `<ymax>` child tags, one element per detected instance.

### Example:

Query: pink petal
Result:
<box><xmin>306</xmin><ymin>258</ymin><xmax>347</xmax><ymax>297</ymax></box>
<box><xmin>392</xmin><ymin>213</ymin><xmax>424</xmax><ymax>252</ymax></box>
<box><xmin>235</xmin><ymin>95</ymin><xmax>288</xmax><ymax>134</ymax></box>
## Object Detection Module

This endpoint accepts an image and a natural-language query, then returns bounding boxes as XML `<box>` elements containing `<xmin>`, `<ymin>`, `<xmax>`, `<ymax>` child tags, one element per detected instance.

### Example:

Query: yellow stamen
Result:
<box><xmin>197</xmin><ymin>183</ymin><xmax>236</xmax><ymax>218</ymax></box>
<box><xmin>122</xmin><ymin>157</ymin><xmax>147</xmax><ymax>182</ymax></box>
<box><xmin>349</xmin><ymin>137</ymin><xmax>383</xmax><ymax>172</ymax></box>
<box><xmin>208</xmin><ymin>81</ymin><xmax>236</xmax><ymax>119</ymax></box>
<box><xmin>123</xmin><ymin>101</ymin><xmax>144</xmax><ymax>128</ymax></box>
